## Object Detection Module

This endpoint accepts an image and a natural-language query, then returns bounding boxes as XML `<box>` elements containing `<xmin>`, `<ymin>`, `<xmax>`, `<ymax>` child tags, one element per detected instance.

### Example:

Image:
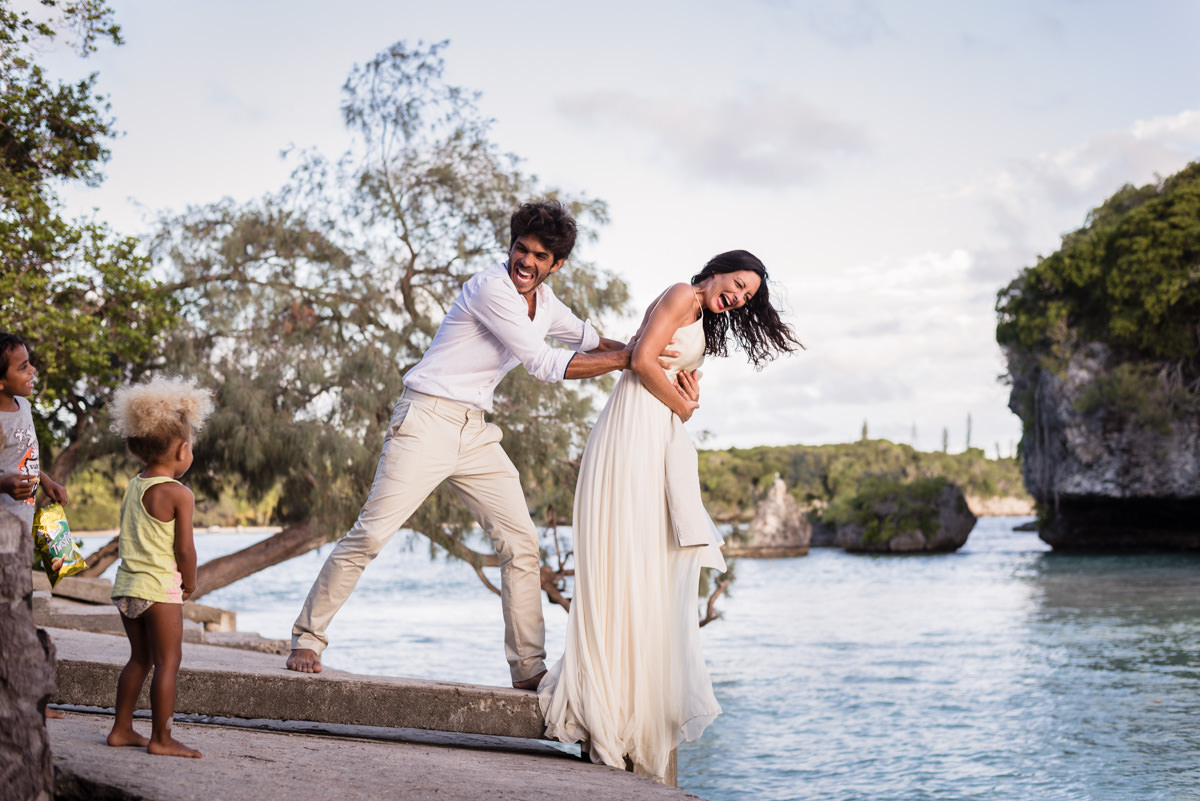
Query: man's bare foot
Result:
<box><xmin>107</xmin><ymin>727</ymin><xmax>150</xmax><ymax>748</ymax></box>
<box><xmin>286</xmin><ymin>648</ymin><xmax>322</xmax><ymax>673</ymax></box>
<box><xmin>44</xmin><ymin>707</ymin><xmax>65</xmax><ymax>719</ymax></box>
<box><xmin>512</xmin><ymin>670</ymin><xmax>546</xmax><ymax>691</ymax></box>
<box><xmin>147</xmin><ymin>735</ymin><xmax>202</xmax><ymax>758</ymax></box>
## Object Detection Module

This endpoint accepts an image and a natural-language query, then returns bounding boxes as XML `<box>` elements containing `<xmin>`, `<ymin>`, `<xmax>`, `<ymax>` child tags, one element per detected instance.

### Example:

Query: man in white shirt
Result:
<box><xmin>287</xmin><ymin>201</ymin><xmax>661</xmax><ymax>689</ymax></box>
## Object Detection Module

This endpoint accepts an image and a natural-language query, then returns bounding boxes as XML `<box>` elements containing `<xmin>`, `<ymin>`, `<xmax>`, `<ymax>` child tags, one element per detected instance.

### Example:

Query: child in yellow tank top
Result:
<box><xmin>107</xmin><ymin>377</ymin><xmax>212</xmax><ymax>759</ymax></box>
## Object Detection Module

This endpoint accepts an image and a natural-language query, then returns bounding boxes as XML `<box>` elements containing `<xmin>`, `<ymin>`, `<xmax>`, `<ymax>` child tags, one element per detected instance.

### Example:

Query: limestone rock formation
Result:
<box><xmin>1009</xmin><ymin>343</ymin><xmax>1200</xmax><ymax>550</ymax></box>
<box><xmin>0</xmin><ymin>509</ymin><xmax>56</xmax><ymax>800</ymax></box>
<box><xmin>728</xmin><ymin>475</ymin><xmax>811</xmax><ymax>557</ymax></box>
<box><xmin>834</xmin><ymin>482</ymin><xmax>976</xmax><ymax>553</ymax></box>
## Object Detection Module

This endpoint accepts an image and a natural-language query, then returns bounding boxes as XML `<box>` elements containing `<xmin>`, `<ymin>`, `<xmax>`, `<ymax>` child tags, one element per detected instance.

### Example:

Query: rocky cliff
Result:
<box><xmin>1009</xmin><ymin>343</ymin><xmax>1200</xmax><ymax>550</ymax></box>
<box><xmin>0</xmin><ymin>509</ymin><xmax>56</xmax><ymax>799</ymax></box>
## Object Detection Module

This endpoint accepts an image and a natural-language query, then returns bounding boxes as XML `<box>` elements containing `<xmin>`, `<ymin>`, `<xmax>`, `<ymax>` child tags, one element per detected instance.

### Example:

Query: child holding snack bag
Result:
<box><xmin>107</xmin><ymin>376</ymin><xmax>212</xmax><ymax>758</ymax></box>
<box><xmin>1</xmin><ymin>331</ymin><xmax>70</xmax><ymax>721</ymax></box>
<box><xmin>0</xmin><ymin>332</ymin><xmax>69</xmax><ymax>529</ymax></box>
<box><xmin>33</xmin><ymin>503</ymin><xmax>87</xmax><ymax>586</ymax></box>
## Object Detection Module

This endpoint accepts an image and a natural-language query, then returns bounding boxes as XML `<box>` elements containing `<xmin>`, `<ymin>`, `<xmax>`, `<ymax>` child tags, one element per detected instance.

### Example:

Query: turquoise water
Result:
<box><xmin>162</xmin><ymin>518</ymin><xmax>1200</xmax><ymax>801</ymax></box>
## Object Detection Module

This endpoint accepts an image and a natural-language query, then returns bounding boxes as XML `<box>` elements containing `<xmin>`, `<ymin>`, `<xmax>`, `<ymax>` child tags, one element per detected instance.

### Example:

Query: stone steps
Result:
<box><xmin>48</xmin><ymin>627</ymin><xmax>680</xmax><ymax>786</ymax></box>
<box><xmin>32</xmin><ymin>571</ymin><xmax>280</xmax><ymax>651</ymax></box>
<box><xmin>49</xmin><ymin>627</ymin><xmax>545</xmax><ymax>739</ymax></box>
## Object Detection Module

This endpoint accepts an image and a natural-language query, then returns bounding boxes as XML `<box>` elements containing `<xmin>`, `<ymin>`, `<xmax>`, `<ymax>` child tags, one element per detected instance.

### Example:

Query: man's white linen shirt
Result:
<box><xmin>402</xmin><ymin>262</ymin><xmax>601</xmax><ymax>412</ymax></box>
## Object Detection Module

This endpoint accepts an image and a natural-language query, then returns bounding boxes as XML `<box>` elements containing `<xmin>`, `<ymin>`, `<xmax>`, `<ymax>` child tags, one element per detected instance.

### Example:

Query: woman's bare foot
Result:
<box><xmin>512</xmin><ymin>670</ymin><xmax>546</xmax><ymax>691</ymax></box>
<box><xmin>44</xmin><ymin>707</ymin><xmax>66</xmax><ymax>720</ymax></box>
<box><xmin>107</xmin><ymin>726</ymin><xmax>150</xmax><ymax>748</ymax></box>
<box><xmin>286</xmin><ymin>648</ymin><xmax>322</xmax><ymax>673</ymax></box>
<box><xmin>147</xmin><ymin>735</ymin><xmax>202</xmax><ymax>758</ymax></box>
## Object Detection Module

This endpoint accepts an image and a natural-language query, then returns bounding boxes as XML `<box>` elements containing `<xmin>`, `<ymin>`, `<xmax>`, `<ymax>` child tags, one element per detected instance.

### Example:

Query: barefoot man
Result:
<box><xmin>287</xmin><ymin>201</ymin><xmax>683</xmax><ymax>690</ymax></box>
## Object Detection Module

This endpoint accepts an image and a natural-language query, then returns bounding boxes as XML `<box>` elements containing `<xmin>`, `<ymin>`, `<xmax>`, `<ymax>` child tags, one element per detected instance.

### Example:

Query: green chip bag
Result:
<box><xmin>33</xmin><ymin>503</ymin><xmax>87</xmax><ymax>587</ymax></box>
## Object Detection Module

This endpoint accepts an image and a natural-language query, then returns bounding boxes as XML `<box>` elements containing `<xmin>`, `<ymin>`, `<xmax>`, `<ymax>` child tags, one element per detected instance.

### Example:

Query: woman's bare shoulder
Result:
<box><xmin>638</xmin><ymin>283</ymin><xmax>696</xmax><ymax>330</ymax></box>
<box><xmin>652</xmin><ymin>283</ymin><xmax>698</xmax><ymax>321</ymax></box>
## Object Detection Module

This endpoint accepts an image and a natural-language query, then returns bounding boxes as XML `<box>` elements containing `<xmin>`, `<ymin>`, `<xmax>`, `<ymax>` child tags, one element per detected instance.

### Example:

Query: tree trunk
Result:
<box><xmin>45</xmin><ymin>413</ymin><xmax>97</xmax><ymax>485</ymax></box>
<box><xmin>421</xmin><ymin>527</ymin><xmax>500</xmax><ymax>571</ymax></box>
<box><xmin>0</xmin><ymin>510</ymin><xmax>56</xmax><ymax>800</ymax></box>
<box><xmin>77</xmin><ymin>535</ymin><xmax>119</xmax><ymax>578</ymax></box>
<box><xmin>120</xmin><ymin>515</ymin><xmax>507</xmax><ymax>604</ymax></box>
<box><xmin>191</xmin><ymin>521</ymin><xmax>328</xmax><ymax>601</ymax></box>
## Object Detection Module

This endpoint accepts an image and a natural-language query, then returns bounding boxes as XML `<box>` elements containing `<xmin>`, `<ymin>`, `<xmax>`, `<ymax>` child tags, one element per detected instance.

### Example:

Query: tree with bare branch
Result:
<box><xmin>138</xmin><ymin>40</ymin><xmax>628</xmax><ymax>601</ymax></box>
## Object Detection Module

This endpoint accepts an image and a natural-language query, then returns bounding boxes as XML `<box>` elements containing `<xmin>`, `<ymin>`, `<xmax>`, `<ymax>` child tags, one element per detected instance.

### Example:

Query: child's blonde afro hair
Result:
<box><xmin>110</xmin><ymin>377</ymin><xmax>213</xmax><ymax>458</ymax></box>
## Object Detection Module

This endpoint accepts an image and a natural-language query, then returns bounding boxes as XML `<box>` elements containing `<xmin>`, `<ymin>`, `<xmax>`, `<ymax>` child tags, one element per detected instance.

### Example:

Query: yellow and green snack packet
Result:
<box><xmin>33</xmin><ymin>503</ymin><xmax>87</xmax><ymax>587</ymax></box>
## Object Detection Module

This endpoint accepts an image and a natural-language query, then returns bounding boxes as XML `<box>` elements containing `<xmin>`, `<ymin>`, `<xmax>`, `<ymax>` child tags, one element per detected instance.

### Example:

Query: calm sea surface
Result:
<box><xmin>106</xmin><ymin>517</ymin><xmax>1200</xmax><ymax>801</ymax></box>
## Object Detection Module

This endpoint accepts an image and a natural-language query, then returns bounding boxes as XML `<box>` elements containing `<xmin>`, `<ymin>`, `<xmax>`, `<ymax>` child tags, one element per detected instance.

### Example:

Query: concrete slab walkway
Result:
<box><xmin>46</xmin><ymin>628</ymin><xmax>701</xmax><ymax>799</ymax></box>
<box><xmin>49</xmin><ymin>711</ymin><xmax>703</xmax><ymax>801</ymax></box>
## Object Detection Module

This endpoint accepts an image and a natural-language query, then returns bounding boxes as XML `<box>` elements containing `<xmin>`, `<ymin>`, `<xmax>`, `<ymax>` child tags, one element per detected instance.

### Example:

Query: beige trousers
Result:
<box><xmin>291</xmin><ymin>389</ymin><xmax>546</xmax><ymax>682</ymax></box>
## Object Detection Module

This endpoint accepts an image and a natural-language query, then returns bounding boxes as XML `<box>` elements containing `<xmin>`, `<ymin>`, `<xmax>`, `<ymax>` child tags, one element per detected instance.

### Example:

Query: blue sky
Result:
<box><xmin>45</xmin><ymin>0</ymin><xmax>1200</xmax><ymax>453</ymax></box>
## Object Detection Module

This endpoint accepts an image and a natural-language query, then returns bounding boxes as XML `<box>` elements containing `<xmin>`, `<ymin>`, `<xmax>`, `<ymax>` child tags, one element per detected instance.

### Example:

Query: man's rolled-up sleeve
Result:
<box><xmin>545</xmin><ymin>295</ymin><xmax>600</xmax><ymax>353</ymax></box>
<box><xmin>466</xmin><ymin>278</ymin><xmax>575</xmax><ymax>383</ymax></box>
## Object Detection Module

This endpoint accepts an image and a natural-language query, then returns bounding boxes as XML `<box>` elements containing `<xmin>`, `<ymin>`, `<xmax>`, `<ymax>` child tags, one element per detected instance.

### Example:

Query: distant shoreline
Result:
<box><xmin>964</xmin><ymin>495</ymin><xmax>1035</xmax><ymax>517</ymax></box>
<box><xmin>74</xmin><ymin>526</ymin><xmax>283</xmax><ymax>539</ymax></box>
<box><xmin>74</xmin><ymin>505</ymin><xmax>1035</xmax><ymax>542</ymax></box>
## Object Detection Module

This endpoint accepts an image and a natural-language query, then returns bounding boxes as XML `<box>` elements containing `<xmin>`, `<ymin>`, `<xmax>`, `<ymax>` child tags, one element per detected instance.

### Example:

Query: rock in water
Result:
<box><xmin>0</xmin><ymin>509</ymin><xmax>56</xmax><ymax>799</ymax></box>
<box><xmin>732</xmin><ymin>475</ymin><xmax>811</xmax><ymax>557</ymax></box>
<box><xmin>833</xmin><ymin>479</ymin><xmax>976</xmax><ymax>553</ymax></box>
<box><xmin>1010</xmin><ymin>343</ymin><xmax>1200</xmax><ymax>550</ymax></box>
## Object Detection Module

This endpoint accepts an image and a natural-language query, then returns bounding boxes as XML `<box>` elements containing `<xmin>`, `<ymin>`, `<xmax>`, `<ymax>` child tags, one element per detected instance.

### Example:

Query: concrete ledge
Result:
<box><xmin>34</xmin><ymin>571</ymin><xmax>238</xmax><ymax>633</ymax></box>
<box><xmin>49</xmin><ymin>628</ymin><xmax>544</xmax><ymax>739</ymax></box>
<box><xmin>37</xmin><ymin>599</ymin><xmax>205</xmax><ymax>642</ymax></box>
<box><xmin>183</xmin><ymin>601</ymin><xmax>237</xmax><ymax>632</ymax></box>
<box><xmin>50</xmin><ymin>575</ymin><xmax>113</xmax><ymax>604</ymax></box>
<box><xmin>202</xmin><ymin>630</ymin><xmax>289</xmax><ymax>654</ymax></box>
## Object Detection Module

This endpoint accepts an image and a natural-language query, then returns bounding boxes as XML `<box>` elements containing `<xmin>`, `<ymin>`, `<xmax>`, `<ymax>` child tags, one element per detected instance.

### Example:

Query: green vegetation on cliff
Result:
<box><xmin>996</xmin><ymin>161</ymin><xmax>1200</xmax><ymax>422</ymax></box>
<box><xmin>697</xmin><ymin>439</ymin><xmax>1026</xmax><ymax>522</ymax></box>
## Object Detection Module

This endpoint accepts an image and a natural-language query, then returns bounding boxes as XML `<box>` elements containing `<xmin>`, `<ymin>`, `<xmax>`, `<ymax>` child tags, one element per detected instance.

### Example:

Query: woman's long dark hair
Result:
<box><xmin>691</xmin><ymin>250</ymin><xmax>803</xmax><ymax>369</ymax></box>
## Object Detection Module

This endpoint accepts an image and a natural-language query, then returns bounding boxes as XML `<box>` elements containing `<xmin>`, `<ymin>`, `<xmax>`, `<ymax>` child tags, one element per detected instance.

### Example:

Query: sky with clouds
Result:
<box><xmin>43</xmin><ymin>0</ymin><xmax>1200</xmax><ymax>454</ymax></box>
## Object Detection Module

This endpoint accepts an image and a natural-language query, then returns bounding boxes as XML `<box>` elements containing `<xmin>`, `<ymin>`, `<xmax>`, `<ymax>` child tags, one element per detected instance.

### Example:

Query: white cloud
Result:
<box><xmin>553</xmin><ymin>87</ymin><xmax>869</xmax><ymax>189</ymax></box>
<box><xmin>805</xmin><ymin>0</ymin><xmax>892</xmax><ymax>49</ymax></box>
<box><xmin>957</xmin><ymin>106</ymin><xmax>1200</xmax><ymax>283</ymax></box>
<box><xmin>680</xmin><ymin>246</ymin><xmax>1011</xmax><ymax>449</ymax></box>
<box><xmin>967</xmin><ymin>243</ymin><xmax>1031</xmax><ymax>284</ymax></box>
<box><xmin>1132</xmin><ymin>108</ymin><xmax>1200</xmax><ymax>148</ymax></box>
<box><xmin>1013</xmin><ymin>107</ymin><xmax>1199</xmax><ymax>209</ymax></box>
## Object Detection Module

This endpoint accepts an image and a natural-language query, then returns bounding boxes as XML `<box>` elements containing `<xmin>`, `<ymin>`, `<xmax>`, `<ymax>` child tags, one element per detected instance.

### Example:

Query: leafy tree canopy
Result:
<box><xmin>996</xmin><ymin>162</ymin><xmax>1200</xmax><ymax>373</ymax></box>
<box><xmin>154</xmin><ymin>40</ymin><xmax>629</xmax><ymax>556</ymax></box>
<box><xmin>1</xmin><ymin>0</ymin><xmax>175</xmax><ymax>473</ymax></box>
<box><xmin>698</xmin><ymin>438</ymin><xmax>1026</xmax><ymax>522</ymax></box>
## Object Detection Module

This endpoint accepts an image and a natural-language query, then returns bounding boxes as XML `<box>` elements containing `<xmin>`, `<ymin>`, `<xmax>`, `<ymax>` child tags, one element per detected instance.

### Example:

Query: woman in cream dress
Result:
<box><xmin>539</xmin><ymin>250</ymin><xmax>801</xmax><ymax>781</ymax></box>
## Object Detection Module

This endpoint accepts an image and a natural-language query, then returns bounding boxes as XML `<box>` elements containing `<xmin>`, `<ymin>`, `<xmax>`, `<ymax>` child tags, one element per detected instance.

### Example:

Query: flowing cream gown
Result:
<box><xmin>539</xmin><ymin>316</ymin><xmax>724</xmax><ymax>781</ymax></box>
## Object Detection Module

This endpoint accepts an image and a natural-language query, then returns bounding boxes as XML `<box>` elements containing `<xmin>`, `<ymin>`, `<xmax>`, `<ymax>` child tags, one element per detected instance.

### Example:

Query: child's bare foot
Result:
<box><xmin>44</xmin><ymin>707</ymin><xmax>66</xmax><ymax>719</ymax></box>
<box><xmin>148</xmin><ymin>735</ymin><xmax>202</xmax><ymax>758</ymax></box>
<box><xmin>286</xmin><ymin>648</ymin><xmax>322</xmax><ymax>673</ymax></box>
<box><xmin>107</xmin><ymin>727</ymin><xmax>150</xmax><ymax>748</ymax></box>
